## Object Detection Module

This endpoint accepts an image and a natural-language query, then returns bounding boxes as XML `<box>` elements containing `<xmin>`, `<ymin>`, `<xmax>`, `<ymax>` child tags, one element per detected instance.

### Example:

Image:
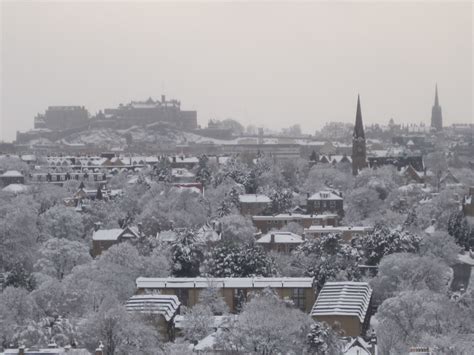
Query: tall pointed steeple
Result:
<box><xmin>431</xmin><ymin>84</ymin><xmax>443</xmax><ymax>131</ymax></box>
<box><xmin>352</xmin><ymin>95</ymin><xmax>367</xmax><ymax>175</ymax></box>
<box><xmin>353</xmin><ymin>94</ymin><xmax>365</xmax><ymax>139</ymax></box>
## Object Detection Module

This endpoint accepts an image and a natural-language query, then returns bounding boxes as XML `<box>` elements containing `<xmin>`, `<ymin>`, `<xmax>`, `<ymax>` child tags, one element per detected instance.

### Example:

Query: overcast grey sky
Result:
<box><xmin>1</xmin><ymin>1</ymin><xmax>472</xmax><ymax>142</ymax></box>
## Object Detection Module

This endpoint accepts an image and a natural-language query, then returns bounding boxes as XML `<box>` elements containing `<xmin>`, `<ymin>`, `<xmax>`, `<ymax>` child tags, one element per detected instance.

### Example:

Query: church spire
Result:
<box><xmin>353</xmin><ymin>94</ymin><xmax>365</xmax><ymax>139</ymax></box>
<box><xmin>431</xmin><ymin>84</ymin><xmax>443</xmax><ymax>131</ymax></box>
<box><xmin>352</xmin><ymin>95</ymin><xmax>367</xmax><ymax>175</ymax></box>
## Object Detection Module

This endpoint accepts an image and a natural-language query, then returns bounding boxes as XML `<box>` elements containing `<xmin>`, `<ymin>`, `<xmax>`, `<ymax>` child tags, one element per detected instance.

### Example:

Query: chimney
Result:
<box><xmin>161</xmin><ymin>95</ymin><xmax>166</xmax><ymax>103</ymax></box>
<box><xmin>172</xmin><ymin>156</ymin><xmax>176</xmax><ymax>163</ymax></box>
<box><xmin>137</xmin><ymin>223</ymin><xmax>143</xmax><ymax>236</ymax></box>
<box><xmin>369</xmin><ymin>329</ymin><xmax>377</xmax><ymax>355</ymax></box>
<box><xmin>94</xmin><ymin>222</ymin><xmax>102</xmax><ymax>232</ymax></box>
<box><xmin>95</xmin><ymin>341</ymin><xmax>104</xmax><ymax>355</ymax></box>
<box><xmin>270</xmin><ymin>234</ymin><xmax>275</xmax><ymax>244</ymax></box>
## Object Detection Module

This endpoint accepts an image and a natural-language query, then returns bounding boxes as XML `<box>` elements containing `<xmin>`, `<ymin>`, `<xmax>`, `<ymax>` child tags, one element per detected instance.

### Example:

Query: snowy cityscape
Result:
<box><xmin>1</xmin><ymin>2</ymin><xmax>473</xmax><ymax>355</ymax></box>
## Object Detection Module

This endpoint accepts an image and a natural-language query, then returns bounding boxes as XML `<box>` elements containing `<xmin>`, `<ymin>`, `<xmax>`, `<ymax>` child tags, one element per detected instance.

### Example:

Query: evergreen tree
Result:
<box><xmin>96</xmin><ymin>185</ymin><xmax>103</xmax><ymax>200</ymax></box>
<box><xmin>170</xmin><ymin>230</ymin><xmax>203</xmax><ymax>277</ymax></box>
<box><xmin>5</xmin><ymin>262</ymin><xmax>36</xmax><ymax>291</ymax></box>
<box><xmin>154</xmin><ymin>157</ymin><xmax>172</xmax><ymax>182</ymax></box>
<box><xmin>309</xmin><ymin>150</ymin><xmax>319</xmax><ymax>162</ymax></box>
<box><xmin>203</xmin><ymin>242</ymin><xmax>275</xmax><ymax>277</ymax></box>
<box><xmin>306</xmin><ymin>321</ymin><xmax>343</xmax><ymax>355</ymax></box>
<box><xmin>195</xmin><ymin>155</ymin><xmax>211</xmax><ymax>187</ymax></box>
<box><xmin>448</xmin><ymin>210</ymin><xmax>473</xmax><ymax>250</ymax></box>
<box><xmin>356</xmin><ymin>224</ymin><xmax>421</xmax><ymax>265</ymax></box>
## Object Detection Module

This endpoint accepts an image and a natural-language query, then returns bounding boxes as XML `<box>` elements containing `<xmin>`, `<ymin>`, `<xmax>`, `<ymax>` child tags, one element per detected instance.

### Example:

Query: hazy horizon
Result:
<box><xmin>1</xmin><ymin>1</ymin><xmax>472</xmax><ymax>142</ymax></box>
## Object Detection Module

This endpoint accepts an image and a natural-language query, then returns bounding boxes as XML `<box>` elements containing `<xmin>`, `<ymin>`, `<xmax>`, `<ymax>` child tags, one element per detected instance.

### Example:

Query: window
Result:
<box><xmin>233</xmin><ymin>289</ymin><xmax>247</xmax><ymax>312</ymax></box>
<box><xmin>175</xmin><ymin>289</ymin><xmax>189</xmax><ymax>307</ymax></box>
<box><xmin>329</xmin><ymin>200</ymin><xmax>336</xmax><ymax>208</ymax></box>
<box><xmin>292</xmin><ymin>288</ymin><xmax>306</xmax><ymax>311</ymax></box>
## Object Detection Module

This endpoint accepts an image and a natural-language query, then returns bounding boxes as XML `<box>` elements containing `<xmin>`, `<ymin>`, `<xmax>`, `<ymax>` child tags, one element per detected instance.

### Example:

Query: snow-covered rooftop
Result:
<box><xmin>311</xmin><ymin>281</ymin><xmax>372</xmax><ymax>323</ymax></box>
<box><xmin>92</xmin><ymin>227</ymin><xmax>139</xmax><ymax>241</ymax></box>
<box><xmin>308</xmin><ymin>190</ymin><xmax>343</xmax><ymax>201</ymax></box>
<box><xmin>239</xmin><ymin>194</ymin><xmax>271</xmax><ymax>203</ymax></box>
<box><xmin>343</xmin><ymin>337</ymin><xmax>373</xmax><ymax>355</ymax></box>
<box><xmin>1</xmin><ymin>170</ymin><xmax>23</xmax><ymax>177</ymax></box>
<box><xmin>125</xmin><ymin>294</ymin><xmax>180</xmax><ymax>321</ymax></box>
<box><xmin>256</xmin><ymin>231</ymin><xmax>304</xmax><ymax>244</ymax></box>
<box><xmin>171</xmin><ymin>168</ymin><xmax>195</xmax><ymax>178</ymax></box>
<box><xmin>252</xmin><ymin>213</ymin><xmax>338</xmax><ymax>221</ymax></box>
<box><xmin>2</xmin><ymin>184</ymin><xmax>28</xmax><ymax>194</ymax></box>
<box><xmin>304</xmin><ymin>226</ymin><xmax>371</xmax><ymax>234</ymax></box>
<box><xmin>136</xmin><ymin>277</ymin><xmax>314</xmax><ymax>289</ymax></box>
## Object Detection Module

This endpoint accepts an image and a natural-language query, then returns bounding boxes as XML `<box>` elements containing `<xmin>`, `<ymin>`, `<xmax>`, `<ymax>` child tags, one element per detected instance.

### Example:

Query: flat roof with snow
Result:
<box><xmin>239</xmin><ymin>194</ymin><xmax>271</xmax><ymax>203</ymax></box>
<box><xmin>136</xmin><ymin>277</ymin><xmax>314</xmax><ymax>289</ymax></box>
<box><xmin>256</xmin><ymin>231</ymin><xmax>304</xmax><ymax>244</ymax></box>
<box><xmin>252</xmin><ymin>213</ymin><xmax>338</xmax><ymax>221</ymax></box>
<box><xmin>304</xmin><ymin>226</ymin><xmax>371</xmax><ymax>233</ymax></box>
<box><xmin>311</xmin><ymin>281</ymin><xmax>372</xmax><ymax>323</ymax></box>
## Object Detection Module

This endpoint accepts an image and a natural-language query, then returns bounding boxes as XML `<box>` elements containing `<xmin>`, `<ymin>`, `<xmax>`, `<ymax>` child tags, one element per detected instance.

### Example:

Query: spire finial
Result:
<box><xmin>434</xmin><ymin>84</ymin><xmax>439</xmax><ymax>106</ymax></box>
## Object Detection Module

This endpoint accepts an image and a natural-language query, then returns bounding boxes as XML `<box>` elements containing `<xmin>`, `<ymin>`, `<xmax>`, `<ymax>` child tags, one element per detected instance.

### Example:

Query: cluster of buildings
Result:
<box><xmin>126</xmin><ymin>277</ymin><xmax>376</xmax><ymax>353</ymax></box>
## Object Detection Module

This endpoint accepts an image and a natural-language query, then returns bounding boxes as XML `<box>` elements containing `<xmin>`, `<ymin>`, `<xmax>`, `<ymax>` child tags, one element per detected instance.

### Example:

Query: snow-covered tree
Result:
<box><xmin>30</xmin><ymin>184</ymin><xmax>69</xmax><ymax>214</ymax></box>
<box><xmin>420</xmin><ymin>231</ymin><xmax>461</xmax><ymax>266</ymax></box>
<box><xmin>343</xmin><ymin>187</ymin><xmax>383</xmax><ymax>224</ymax></box>
<box><xmin>4</xmin><ymin>262</ymin><xmax>36</xmax><ymax>291</ymax></box>
<box><xmin>40</xmin><ymin>205</ymin><xmax>84</xmax><ymax>241</ymax></box>
<box><xmin>203</xmin><ymin>242</ymin><xmax>275</xmax><ymax>278</ymax></box>
<box><xmin>218</xmin><ymin>213</ymin><xmax>256</xmax><ymax>243</ymax></box>
<box><xmin>375</xmin><ymin>290</ymin><xmax>474</xmax><ymax>355</ymax></box>
<box><xmin>181</xmin><ymin>304</ymin><xmax>214</xmax><ymax>344</ymax></box>
<box><xmin>306</xmin><ymin>321</ymin><xmax>343</xmax><ymax>355</ymax></box>
<box><xmin>370</xmin><ymin>253</ymin><xmax>451</xmax><ymax>303</ymax></box>
<box><xmin>154</xmin><ymin>156</ymin><xmax>172</xmax><ymax>182</ymax></box>
<box><xmin>294</xmin><ymin>234</ymin><xmax>361</xmax><ymax>289</ymax></box>
<box><xmin>355</xmin><ymin>224</ymin><xmax>421</xmax><ymax>265</ymax></box>
<box><xmin>195</xmin><ymin>155</ymin><xmax>212</xmax><ymax>187</ymax></box>
<box><xmin>216</xmin><ymin>289</ymin><xmax>312</xmax><ymax>354</ymax></box>
<box><xmin>197</xmin><ymin>287</ymin><xmax>229</xmax><ymax>315</ymax></box>
<box><xmin>79</xmin><ymin>305</ymin><xmax>160</xmax><ymax>354</ymax></box>
<box><xmin>0</xmin><ymin>196</ymin><xmax>38</xmax><ymax>270</ymax></box>
<box><xmin>265</xmin><ymin>188</ymin><xmax>294</xmax><ymax>214</ymax></box>
<box><xmin>34</xmin><ymin>238</ymin><xmax>91</xmax><ymax>280</ymax></box>
<box><xmin>448</xmin><ymin>210</ymin><xmax>474</xmax><ymax>250</ymax></box>
<box><xmin>170</xmin><ymin>230</ymin><xmax>203</xmax><ymax>277</ymax></box>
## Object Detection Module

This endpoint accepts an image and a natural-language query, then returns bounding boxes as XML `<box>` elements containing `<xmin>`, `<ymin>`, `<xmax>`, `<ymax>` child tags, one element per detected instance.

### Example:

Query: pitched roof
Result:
<box><xmin>1</xmin><ymin>170</ymin><xmax>23</xmax><ymax>177</ymax></box>
<box><xmin>2</xmin><ymin>184</ymin><xmax>28</xmax><ymax>194</ymax></box>
<box><xmin>308</xmin><ymin>190</ymin><xmax>343</xmax><ymax>201</ymax></box>
<box><xmin>92</xmin><ymin>226</ymin><xmax>140</xmax><ymax>241</ymax></box>
<box><xmin>311</xmin><ymin>281</ymin><xmax>372</xmax><ymax>323</ymax></box>
<box><xmin>343</xmin><ymin>337</ymin><xmax>373</xmax><ymax>355</ymax></box>
<box><xmin>126</xmin><ymin>294</ymin><xmax>180</xmax><ymax>321</ymax></box>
